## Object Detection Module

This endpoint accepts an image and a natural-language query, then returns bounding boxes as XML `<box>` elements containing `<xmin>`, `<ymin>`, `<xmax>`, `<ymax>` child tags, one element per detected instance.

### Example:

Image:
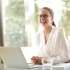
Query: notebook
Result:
<box><xmin>0</xmin><ymin>47</ymin><xmax>42</xmax><ymax>69</ymax></box>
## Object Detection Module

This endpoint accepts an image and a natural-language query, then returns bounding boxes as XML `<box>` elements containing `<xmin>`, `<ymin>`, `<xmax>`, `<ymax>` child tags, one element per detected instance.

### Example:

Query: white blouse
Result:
<box><xmin>35</xmin><ymin>26</ymin><xmax>69</xmax><ymax>64</ymax></box>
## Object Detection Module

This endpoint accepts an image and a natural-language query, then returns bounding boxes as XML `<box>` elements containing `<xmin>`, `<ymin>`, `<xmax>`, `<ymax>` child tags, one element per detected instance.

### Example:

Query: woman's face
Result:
<box><xmin>39</xmin><ymin>9</ymin><xmax>54</xmax><ymax>28</ymax></box>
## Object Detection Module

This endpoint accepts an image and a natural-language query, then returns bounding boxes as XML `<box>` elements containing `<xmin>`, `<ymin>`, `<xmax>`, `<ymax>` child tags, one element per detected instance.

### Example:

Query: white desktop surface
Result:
<box><xmin>0</xmin><ymin>63</ymin><xmax>70</xmax><ymax>70</ymax></box>
<box><xmin>52</xmin><ymin>63</ymin><xmax>70</xmax><ymax>70</ymax></box>
<box><xmin>4</xmin><ymin>67</ymin><xmax>41</xmax><ymax>70</ymax></box>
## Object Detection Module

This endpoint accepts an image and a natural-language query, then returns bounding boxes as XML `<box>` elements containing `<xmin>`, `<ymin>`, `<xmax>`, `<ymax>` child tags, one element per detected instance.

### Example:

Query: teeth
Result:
<box><xmin>42</xmin><ymin>21</ymin><xmax>46</xmax><ymax>23</ymax></box>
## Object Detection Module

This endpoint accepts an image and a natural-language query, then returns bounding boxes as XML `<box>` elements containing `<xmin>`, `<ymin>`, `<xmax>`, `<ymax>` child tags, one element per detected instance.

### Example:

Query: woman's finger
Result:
<box><xmin>31</xmin><ymin>60</ymin><xmax>37</xmax><ymax>64</ymax></box>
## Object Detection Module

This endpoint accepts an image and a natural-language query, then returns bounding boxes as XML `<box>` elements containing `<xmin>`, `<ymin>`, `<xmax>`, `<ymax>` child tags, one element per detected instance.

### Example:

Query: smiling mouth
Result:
<box><xmin>41</xmin><ymin>20</ymin><xmax>46</xmax><ymax>24</ymax></box>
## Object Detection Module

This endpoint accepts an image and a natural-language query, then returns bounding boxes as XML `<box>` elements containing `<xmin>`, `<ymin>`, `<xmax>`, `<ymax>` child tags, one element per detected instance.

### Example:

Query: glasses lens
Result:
<box><xmin>38</xmin><ymin>14</ymin><xmax>50</xmax><ymax>18</ymax></box>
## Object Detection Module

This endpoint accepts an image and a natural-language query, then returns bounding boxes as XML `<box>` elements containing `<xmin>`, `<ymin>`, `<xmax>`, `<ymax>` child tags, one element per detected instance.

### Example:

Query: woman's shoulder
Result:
<box><xmin>53</xmin><ymin>26</ymin><xmax>64</xmax><ymax>32</ymax></box>
<box><xmin>52</xmin><ymin>26</ymin><xmax>65</xmax><ymax>36</ymax></box>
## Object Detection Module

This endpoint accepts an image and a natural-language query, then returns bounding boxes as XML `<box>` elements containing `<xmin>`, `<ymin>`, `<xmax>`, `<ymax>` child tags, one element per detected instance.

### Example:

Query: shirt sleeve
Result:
<box><xmin>47</xmin><ymin>28</ymin><xmax>69</xmax><ymax>64</ymax></box>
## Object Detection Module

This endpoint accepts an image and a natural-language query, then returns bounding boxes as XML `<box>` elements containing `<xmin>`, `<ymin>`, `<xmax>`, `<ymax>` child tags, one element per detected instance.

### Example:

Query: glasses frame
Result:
<box><xmin>37</xmin><ymin>14</ymin><xmax>51</xmax><ymax>18</ymax></box>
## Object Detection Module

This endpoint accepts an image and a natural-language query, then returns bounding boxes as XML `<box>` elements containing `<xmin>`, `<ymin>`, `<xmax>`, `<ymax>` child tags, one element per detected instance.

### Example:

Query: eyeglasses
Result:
<box><xmin>37</xmin><ymin>14</ymin><xmax>50</xmax><ymax>18</ymax></box>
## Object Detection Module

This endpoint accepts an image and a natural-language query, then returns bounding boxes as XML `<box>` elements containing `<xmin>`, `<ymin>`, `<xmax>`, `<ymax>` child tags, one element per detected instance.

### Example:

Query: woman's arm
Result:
<box><xmin>47</xmin><ymin>28</ymin><xmax>69</xmax><ymax>64</ymax></box>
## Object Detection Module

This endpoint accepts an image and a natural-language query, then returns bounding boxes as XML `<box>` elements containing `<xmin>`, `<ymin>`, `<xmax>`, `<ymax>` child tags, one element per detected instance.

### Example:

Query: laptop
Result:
<box><xmin>0</xmin><ymin>47</ymin><xmax>42</xmax><ymax>69</ymax></box>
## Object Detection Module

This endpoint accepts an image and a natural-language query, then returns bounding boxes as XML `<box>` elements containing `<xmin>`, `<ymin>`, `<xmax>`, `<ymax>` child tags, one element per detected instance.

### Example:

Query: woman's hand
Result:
<box><xmin>31</xmin><ymin>56</ymin><xmax>42</xmax><ymax>65</ymax></box>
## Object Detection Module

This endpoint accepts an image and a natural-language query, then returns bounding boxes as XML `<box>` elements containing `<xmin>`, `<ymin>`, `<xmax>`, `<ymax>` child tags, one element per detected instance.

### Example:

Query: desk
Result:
<box><xmin>52</xmin><ymin>63</ymin><xmax>70</xmax><ymax>70</ymax></box>
<box><xmin>0</xmin><ymin>63</ymin><xmax>70</xmax><ymax>70</ymax></box>
<box><xmin>4</xmin><ymin>67</ymin><xmax>42</xmax><ymax>70</ymax></box>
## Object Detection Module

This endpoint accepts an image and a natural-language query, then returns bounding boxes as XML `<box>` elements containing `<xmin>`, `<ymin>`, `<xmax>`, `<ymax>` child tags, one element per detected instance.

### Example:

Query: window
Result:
<box><xmin>3</xmin><ymin>0</ymin><xmax>38</xmax><ymax>47</ymax></box>
<box><xmin>2</xmin><ymin>0</ymin><xmax>63</xmax><ymax>47</ymax></box>
<box><xmin>1</xmin><ymin>0</ymin><xmax>70</xmax><ymax>47</ymax></box>
<box><xmin>1</xmin><ymin>0</ymin><xmax>70</xmax><ymax>55</ymax></box>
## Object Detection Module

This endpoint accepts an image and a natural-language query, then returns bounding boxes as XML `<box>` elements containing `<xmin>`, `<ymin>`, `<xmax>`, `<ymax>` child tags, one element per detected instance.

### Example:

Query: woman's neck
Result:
<box><xmin>44</xmin><ymin>25</ymin><xmax>52</xmax><ymax>35</ymax></box>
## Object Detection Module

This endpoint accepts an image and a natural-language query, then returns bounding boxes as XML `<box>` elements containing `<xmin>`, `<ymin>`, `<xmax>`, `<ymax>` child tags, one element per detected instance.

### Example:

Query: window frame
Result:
<box><xmin>0</xmin><ymin>0</ymin><xmax>4</xmax><ymax>46</ymax></box>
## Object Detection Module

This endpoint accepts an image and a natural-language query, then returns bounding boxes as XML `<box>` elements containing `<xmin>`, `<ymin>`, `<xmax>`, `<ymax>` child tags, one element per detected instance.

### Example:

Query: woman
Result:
<box><xmin>31</xmin><ymin>7</ymin><xmax>69</xmax><ymax>65</ymax></box>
